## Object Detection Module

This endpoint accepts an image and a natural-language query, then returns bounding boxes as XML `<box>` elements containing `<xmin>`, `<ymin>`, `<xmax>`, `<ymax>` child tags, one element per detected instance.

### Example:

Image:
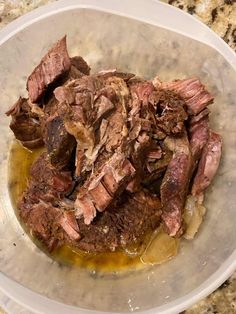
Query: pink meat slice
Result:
<box><xmin>192</xmin><ymin>130</ymin><xmax>222</xmax><ymax>202</ymax></box>
<box><xmin>59</xmin><ymin>211</ymin><xmax>80</xmax><ymax>241</ymax></box>
<box><xmin>189</xmin><ymin>114</ymin><xmax>209</xmax><ymax>164</ymax></box>
<box><xmin>161</xmin><ymin>134</ymin><xmax>192</xmax><ymax>236</ymax></box>
<box><xmin>102</xmin><ymin>169</ymin><xmax>118</xmax><ymax>195</ymax></box>
<box><xmin>27</xmin><ymin>36</ymin><xmax>71</xmax><ymax>102</ymax></box>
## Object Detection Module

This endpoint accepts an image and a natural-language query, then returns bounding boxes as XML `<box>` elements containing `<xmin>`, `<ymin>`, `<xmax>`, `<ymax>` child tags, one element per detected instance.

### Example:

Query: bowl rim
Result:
<box><xmin>0</xmin><ymin>0</ymin><xmax>235</xmax><ymax>313</ymax></box>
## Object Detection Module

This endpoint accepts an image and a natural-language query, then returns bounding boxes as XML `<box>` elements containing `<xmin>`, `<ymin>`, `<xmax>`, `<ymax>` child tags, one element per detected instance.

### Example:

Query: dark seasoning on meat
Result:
<box><xmin>6</xmin><ymin>36</ymin><xmax>222</xmax><ymax>271</ymax></box>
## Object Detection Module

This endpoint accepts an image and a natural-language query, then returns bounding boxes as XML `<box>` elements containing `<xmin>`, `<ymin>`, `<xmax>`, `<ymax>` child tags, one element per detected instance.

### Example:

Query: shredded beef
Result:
<box><xmin>7</xmin><ymin>37</ymin><xmax>222</xmax><ymax>254</ymax></box>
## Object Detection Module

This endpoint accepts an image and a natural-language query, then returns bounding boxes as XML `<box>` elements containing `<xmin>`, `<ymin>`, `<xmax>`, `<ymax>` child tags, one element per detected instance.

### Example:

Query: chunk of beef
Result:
<box><xmin>71</xmin><ymin>56</ymin><xmax>91</xmax><ymax>75</ymax></box>
<box><xmin>54</xmin><ymin>75</ymin><xmax>104</xmax><ymax>142</ymax></box>
<box><xmin>189</xmin><ymin>108</ymin><xmax>209</xmax><ymax>123</ymax></box>
<box><xmin>39</xmin><ymin>55</ymin><xmax>91</xmax><ymax>169</ymax></box>
<box><xmin>27</xmin><ymin>36</ymin><xmax>71</xmax><ymax>103</ymax></box>
<box><xmin>192</xmin><ymin>131</ymin><xmax>222</xmax><ymax>202</ymax></box>
<box><xmin>128</xmin><ymin>79</ymin><xmax>155</xmax><ymax>112</ymax></box>
<box><xmin>155</xmin><ymin>77</ymin><xmax>214</xmax><ymax>115</ymax></box>
<box><xmin>19</xmin><ymin>153</ymin><xmax>79</xmax><ymax>251</ymax></box>
<box><xmin>20</xmin><ymin>201</ymin><xmax>62</xmax><ymax>251</ymax></box>
<box><xmin>76</xmin><ymin>190</ymin><xmax>162</xmax><ymax>252</ymax></box>
<box><xmin>20</xmin><ymin>199</ymin><xmax>80</xmax><ymax>251</ymax></box>
<box><xmin>155</xmin><ymin>89</ymin><xmax>187</xmax><ymax>135</ymax></box>
<box><xmin>161</xmin><ymin>133</ymin><xmax>192</xmax><ymax>236</ymax></box>
<box><xmin>45</xmin><ymin>116</ymin><xmax>76</xmax><ymax>169</ymax></box>
<box><xmin>6</xmin><ymin>97</ymin><xmax>43</xmax><ymax>149</ymax></box>
<box><xmin>99</xmin><ymin>76</ymin><xmax>129</xmax><ymax>153</ymax></box>
<box><xmin>30</xmin><ymin>152</ymin><xmax>73</xmax><ymax>194</ymax></box>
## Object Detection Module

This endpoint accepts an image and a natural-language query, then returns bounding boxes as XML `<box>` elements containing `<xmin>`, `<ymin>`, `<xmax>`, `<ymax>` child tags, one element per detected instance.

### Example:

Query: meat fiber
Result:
<box><xmin>75</xmin><ymin>154</ymin><xmax>136</xmax><ymax>224</ymax></box>
<box><xmin>6</xmin><ymin>37</ymin><xmax>222</xmax><ymax>255</ymax></box>
<box><xmin>189</xmin><ymin>111</ymin><xmax>209</xmax><ymax>165</ymax></box>
<box><xmin>27</xmin><ymin>36</ymin><xmax>71</xmax><ymax>103</ymax></box>
<box><xmin>161</xmin><ymin>133</ymin><xmax>192</xmax><ymax>236</ymax></box>
<box><xmin>155</xmin><ymin>77</ymin><xmax>214</xmax><ymax>115</ymax></box>
<box><xmin>154</xmin><ymin>89</ymin><xmax>187</xmax><ymax>136</ymax></box>
<box><xmin>192</xmin><ymin>131</ymin><xmax>222</xmax><ymax>202</ymax></box>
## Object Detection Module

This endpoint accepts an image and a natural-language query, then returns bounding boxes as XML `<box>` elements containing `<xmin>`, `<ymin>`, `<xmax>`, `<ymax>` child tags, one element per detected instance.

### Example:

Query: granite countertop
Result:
<box><xmin>0</xmin><ymin>1</ymin><xmax>235</xmax><ymax>314</ymax></box>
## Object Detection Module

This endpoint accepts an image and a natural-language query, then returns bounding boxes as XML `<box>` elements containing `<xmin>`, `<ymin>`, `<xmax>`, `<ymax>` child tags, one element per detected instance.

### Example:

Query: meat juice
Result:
<box><xmin>8</xmin><ymin>140</ymin><xmax>179</xmax><ymax>272</ymax></box>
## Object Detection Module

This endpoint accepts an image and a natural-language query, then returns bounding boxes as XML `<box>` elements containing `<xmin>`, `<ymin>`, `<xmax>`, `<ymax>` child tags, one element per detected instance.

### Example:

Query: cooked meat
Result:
<box><xmin>143</xmin><ymin>146</ymin><xmax>172</xmax><ymax>185</ymax></box>
<box><xmin>20</xmin><ymin>201</ymin><xmax>62</xmax><ymax>251</ymax></box>
<box><xmin>75</xmin><ymin>154</ymin><xmax>136</xmax><ymax>224</ymax></box>
<box><xmin>27</xmin><ymin>36</ymin><xmax>71</xmax><ymax>103</ymax></box>
<box><xmin>189</xmin><ymin>108</ymin><xmax>209</xmax><ymax>123</ymax></box>
<box><xmin>53</xmin><ymin>75</ymin><xmax>126</xmax><ymax>170</ymax></box>
<box><xmin>77</xmin><ymin>190</ymin><xmax>162</xmax><ymax>252</ymax></box>
<box><xmin>59</xmin><ymin>211</ymin><xmax>81</xmax><ymax>241</ymax></box>
<box><xmin>70</xmin><ymin>56</ymin><xmax>91</xmax><ymax>75</ymax></box>
<box><xmin>155</xmin><ymin>77</ymin><xmax>214</xmax><ymax>115</ymax></box>
<box><xmin>45</xmin><ymin>116</ymin><xmax>76</xmax><ymax>169</ymax></box>
<box><xmin>127</xmin><ymin>80</ymin><xmax>163</xmax><ymax>186</ymax></box>
<box><xmin>19</xmin><ymin>153</ymin><xmax>161</xmax><ymax>252</ymax></box>
<box><xmin>6</xmin><ymin>97</ymin><xmax>44</xmax><ymax>149</ymax></box>
<box><xmin>192</xmin><ymin>131</ymin><xmax>222</xmax><ymax>202</ymax></box>
<box><xmin>7</xmin><ymin>37</ymin><xmax>222</xmax><ymax>255</ymax></box>
<box><xmin>30</xmin><ymin>153</ymin><xmax>73</xmax><ymax>194</ymax></box>
<box><xmin>42</xmin><ymin>94</ymin><xmax>59</xmax><ymax>117</ymax></box>
<box><xmin>189</xmin><ymin>113</ymin><xmax>209</xmax><ymax>165</ymax></box>
<box><xmin>19</xmin><ymin>153</ymin><xmax>77</xmax><ymax>250</ymax></box>
<box><xmin>20</xmin><ymin>198</ymin><xmax>80</xmax><ymax>251</ymax></box>
<box><xmin>161</xmin><ymin>133</ymin><xmax>192</xmax><ymax>236</ymax></box>
<box><xmin>155</xmin><ymin>89</ymin><xmax>187</xmax><ymax>135</ymax></box>
<box><xmin>97</xmin><ymin>69</ymin><xmax>135</xmax><ymax>81</ymax></box>
<box><xmin>54</xmin><ymin>75</ymin><xmax>136</xmax><ymax>224</ymax></box>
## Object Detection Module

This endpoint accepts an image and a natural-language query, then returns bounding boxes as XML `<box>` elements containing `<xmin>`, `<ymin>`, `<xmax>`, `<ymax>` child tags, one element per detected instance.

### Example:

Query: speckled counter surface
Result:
<box><xmin>0</xmin><ymin>1</ymin><xmax>235</xmax><ymax>314</ymax></box>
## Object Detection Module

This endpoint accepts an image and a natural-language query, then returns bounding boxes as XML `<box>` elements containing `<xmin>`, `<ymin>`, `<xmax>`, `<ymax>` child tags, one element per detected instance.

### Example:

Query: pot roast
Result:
<box><xmin>7</xmin><ymin>37</ymin><xmax>222</xmax><ymax>253</ymax></box>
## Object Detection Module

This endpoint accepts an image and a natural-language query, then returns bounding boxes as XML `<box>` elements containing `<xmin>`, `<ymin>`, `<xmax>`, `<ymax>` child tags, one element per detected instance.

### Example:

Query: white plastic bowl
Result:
<box><xmin>0</xmin><ymin>1</ymin><xmax>235</xmax><ymax>313</ymax></box>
